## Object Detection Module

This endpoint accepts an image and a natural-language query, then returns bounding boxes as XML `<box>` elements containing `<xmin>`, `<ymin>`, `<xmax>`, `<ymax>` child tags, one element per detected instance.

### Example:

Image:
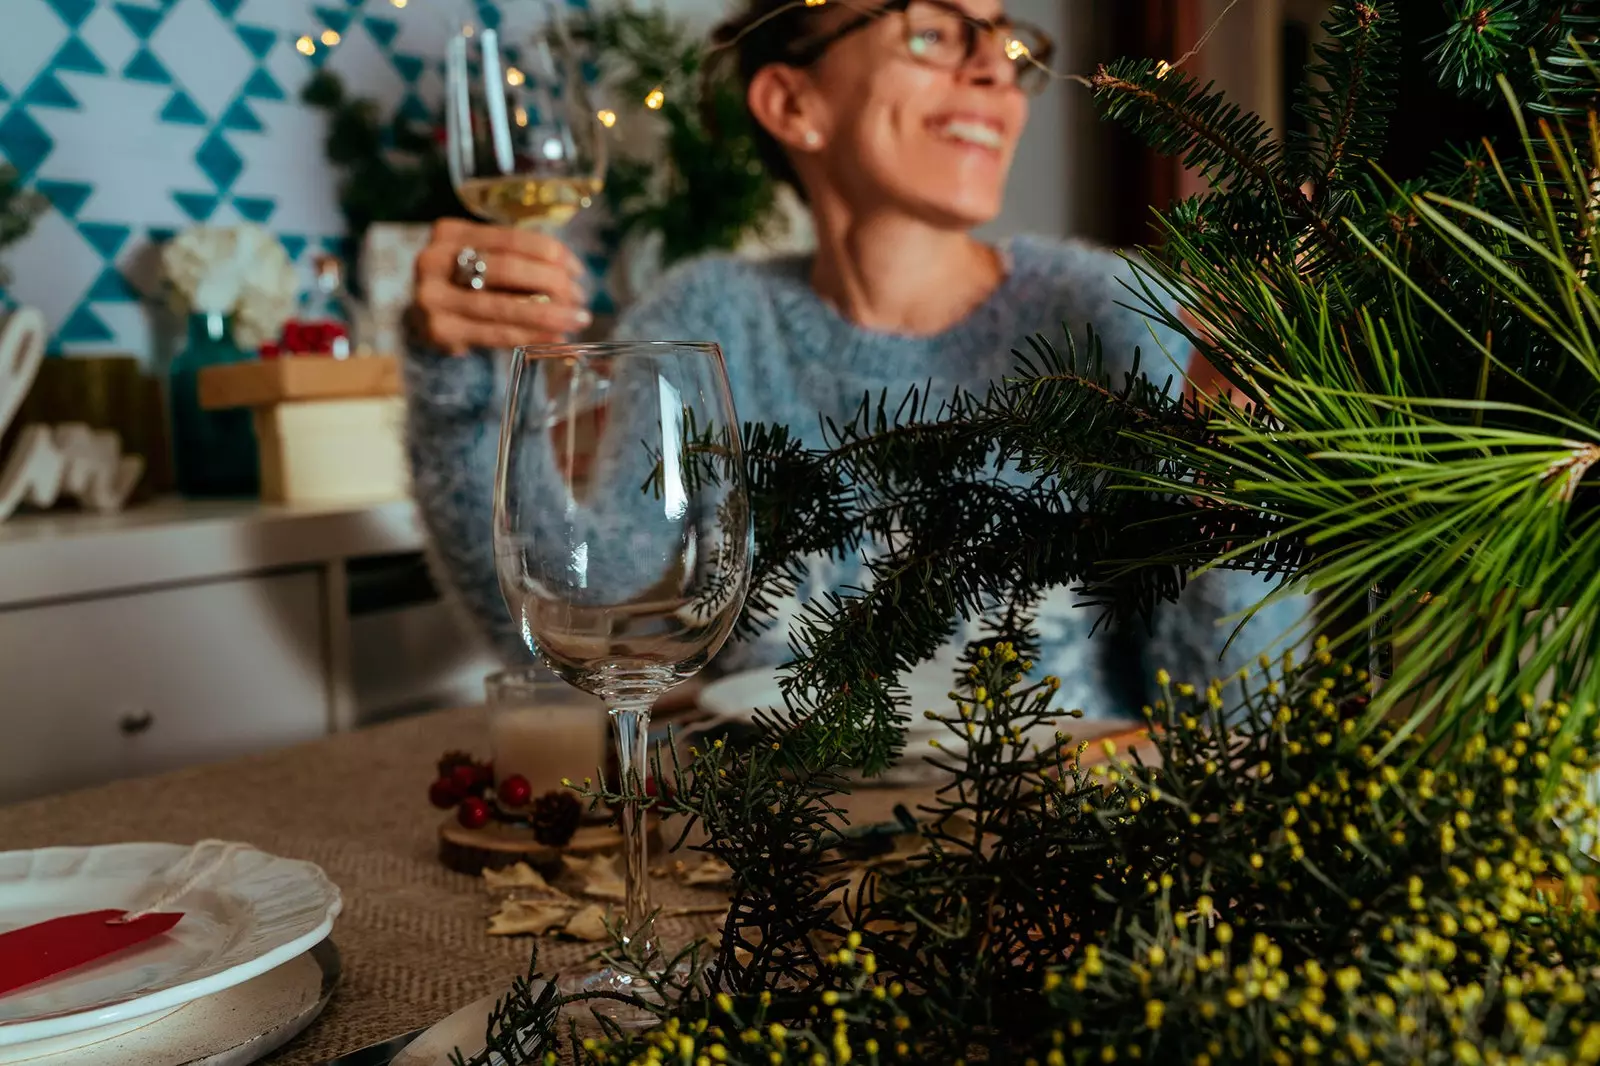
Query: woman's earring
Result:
<box><xmin>802</xmin><ymin>130</ymin><xmax>821</xmax><ymax>148</ymax></box>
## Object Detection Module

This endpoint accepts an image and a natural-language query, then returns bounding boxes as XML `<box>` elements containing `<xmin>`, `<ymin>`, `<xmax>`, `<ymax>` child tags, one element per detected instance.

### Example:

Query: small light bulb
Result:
<box><xmin>596</xmin><ymin>109</ymin><xmax>617</xmax><ymax>128</ymax></box>
<box><xmin>1004</xmin><ymin>38</ymin><xmax>1029</xmax><ymax>60</ymax></box>
<box><xmin>514</xmin><ymin>106</ymin><xmax>529</xmax><ymax>127</ymax></box>
<box><xmin>804</xmin><ymin>0</ymin><xmax>827</xmax><ymax>7</ymax></box>
<box><xmin>1155</xmin><ymin>59</ymin><xmax>1173</xmax><ymax>79</ymax></box>
<box><xmin>462</xmin><ymin>24</ymin><xmax>475</xmax><ymax>37</ymax></box>
<box><xmin>320</xmin><ymin>28</ymin><xmax>341</xmax><ymax>46</ymax></box>
<box><xmin>296</xmin><ymin>35</ymin><xmax>316</xmax><ymax>55</ymax></box>
<box><xmin>644</xmin><ymin>87</ymin><xmax>665</xmax><ymax>110</ymax></box>
<box><xmin>506</xmin><ymin>67</ymin><xmax>525</xmax><ymax>87</ymax></box>
<box><xmin>390</xmin><ymin>0</ymin><xmax>407</xmax><ymax>6</ymax></box>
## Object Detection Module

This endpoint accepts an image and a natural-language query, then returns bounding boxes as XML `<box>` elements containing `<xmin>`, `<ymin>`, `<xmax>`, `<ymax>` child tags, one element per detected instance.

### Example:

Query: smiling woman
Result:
<box><xmin>401</xmin><ymin>0</ymin><xmax>1313</xmax><ymax>719</ymax></box>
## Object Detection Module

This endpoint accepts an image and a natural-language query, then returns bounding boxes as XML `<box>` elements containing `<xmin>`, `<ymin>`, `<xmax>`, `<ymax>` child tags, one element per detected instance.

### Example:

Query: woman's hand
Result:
<box><xmin>411</xmin><ymin>218</ymin><xmax>593</xmax><ymax>354</ymax></box>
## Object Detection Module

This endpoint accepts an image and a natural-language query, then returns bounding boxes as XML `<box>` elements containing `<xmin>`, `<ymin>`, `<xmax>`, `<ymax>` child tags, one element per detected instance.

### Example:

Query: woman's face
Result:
<box><xmin>806</xmin><ymin>0</ymin><xmax>1030</xmax><ymax>228</ymax></box>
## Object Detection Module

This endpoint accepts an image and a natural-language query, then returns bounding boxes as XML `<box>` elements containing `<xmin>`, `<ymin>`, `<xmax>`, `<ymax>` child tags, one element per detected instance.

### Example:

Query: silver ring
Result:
<box><xmin>452</xmin><ymin>247</ymin><xmax>488</xmax><ymax>290</ymax></box>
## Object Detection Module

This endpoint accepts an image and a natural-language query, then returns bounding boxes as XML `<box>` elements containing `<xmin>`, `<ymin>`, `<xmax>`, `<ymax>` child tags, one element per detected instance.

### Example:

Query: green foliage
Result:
<box><xmin>463</xmin><ymin>643</ymin><xmax>1600</xmax><ymax>1064</ymax></box>
<box><xmin>724</xmin><ymin>334</ymin><xmax>1299</xmax><ymax>773</ymax></box>
<box><xmin>569</xmin><ymin>5</ymin><xmax>785</xmax><ymax>266</ymax></box>
<box><xmin>300</xmin><ymin>69</ymin><xmax>464</xmax><ymax>251</ymax></box>
<box><xmin>0</xmin><ymin>165</ymin><xmax>45</xmax><ymax>285</ymax></box>
<box><xmin>453</xmin><ymin>4</ymin><xmax>1600</xmax><ymax>1062</ymax></box>
<box><xmin>1083</xmin><ymin>1</ymin><xmax>1600</xmax><ymax>766</ymax></box>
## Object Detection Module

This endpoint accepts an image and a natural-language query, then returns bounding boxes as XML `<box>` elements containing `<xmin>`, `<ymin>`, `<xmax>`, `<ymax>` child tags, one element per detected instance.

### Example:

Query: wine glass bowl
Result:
<box><xmin>494</xmin><ymin>341</ymin><xmax>751</xmax><ymax>1011</ymax></box>
<box><xmin>446</xmin><ymin>9</ymin><xmax>605</xmax><ymax>230</ymax></box>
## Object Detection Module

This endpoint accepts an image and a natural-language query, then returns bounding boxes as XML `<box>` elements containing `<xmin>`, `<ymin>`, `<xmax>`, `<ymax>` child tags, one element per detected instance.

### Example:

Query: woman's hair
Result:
<box><xmin>702</xmin><ymin>0</ymin><xmax>831</xmax><ymax>199</ymax></box>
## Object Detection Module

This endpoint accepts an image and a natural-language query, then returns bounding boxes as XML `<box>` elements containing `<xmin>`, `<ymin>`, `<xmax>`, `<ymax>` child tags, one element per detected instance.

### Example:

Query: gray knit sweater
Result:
<box><xmin>402</xmin><ymin>235</ymin><xmax>1307</xmax><ymax>718</ymax></box>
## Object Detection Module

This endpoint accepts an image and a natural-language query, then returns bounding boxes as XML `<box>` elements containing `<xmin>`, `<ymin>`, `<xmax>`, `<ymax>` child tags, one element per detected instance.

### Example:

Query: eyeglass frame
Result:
<box><xmin>781</xmin><ymin>0</ymin><xmax>1055</xmax><ymax>93</ymax></box>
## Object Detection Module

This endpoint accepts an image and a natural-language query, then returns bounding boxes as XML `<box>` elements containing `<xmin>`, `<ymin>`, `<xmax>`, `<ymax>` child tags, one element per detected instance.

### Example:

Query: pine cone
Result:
<box><xmin>437</xmin><ymin>750</ymin><xmax>476</xmax><ymax>778</ymax></box>
<box><xmin>531</xmin><ymin>791</ymin><xmax>582</xmax><ymax>847</ymax></box>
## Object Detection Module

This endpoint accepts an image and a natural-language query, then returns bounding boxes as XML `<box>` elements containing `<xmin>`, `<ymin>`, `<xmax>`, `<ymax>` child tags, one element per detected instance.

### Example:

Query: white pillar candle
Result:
<box><xmin>485</xmin><ymin>670</ymin><xmax>608</xmax><ymax>797</ymax></box>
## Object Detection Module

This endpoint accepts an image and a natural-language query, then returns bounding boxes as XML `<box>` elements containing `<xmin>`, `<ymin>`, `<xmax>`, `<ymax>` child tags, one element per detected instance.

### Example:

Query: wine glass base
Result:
<box><xmin>557</xmin><ymin>966</ymin><xmax>677</xmax><ymax>1029</ymax></box>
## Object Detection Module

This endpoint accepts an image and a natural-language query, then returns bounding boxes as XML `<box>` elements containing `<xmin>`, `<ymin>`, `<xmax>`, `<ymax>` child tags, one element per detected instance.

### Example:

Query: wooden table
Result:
<box><xmin>0</xmin><ymin>707</ymin><xmax>937</xmax><ymax>1062</ymax></box>
<box><xmin>0</xmin><ymin>705</ymin><xmax>1140</xmax><ymax>1062</ymax></box>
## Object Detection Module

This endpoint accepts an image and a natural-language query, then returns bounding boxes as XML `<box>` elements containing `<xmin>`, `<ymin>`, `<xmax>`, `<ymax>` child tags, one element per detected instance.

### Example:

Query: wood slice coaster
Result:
<box><xmin>438</xmin><ymin>815</ymin><xmax>662</xmax><ymax>877</ymax></box>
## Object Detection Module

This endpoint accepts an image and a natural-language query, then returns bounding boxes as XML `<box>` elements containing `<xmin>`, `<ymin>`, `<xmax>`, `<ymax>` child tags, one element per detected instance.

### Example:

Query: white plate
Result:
<box><xmin>0</xmin><ymin>843</ymin><xmax>341</xmax><ymax>1056</ymax></box>
<box><xmin>4</xmin><ymin>940</ymin><xmax>340</xmax><ymax>1065</ymax></box>
<box><xmin>391</xmin><ymin>985</ymin><xmax>548</xmax><ymax>1066</ymax></box>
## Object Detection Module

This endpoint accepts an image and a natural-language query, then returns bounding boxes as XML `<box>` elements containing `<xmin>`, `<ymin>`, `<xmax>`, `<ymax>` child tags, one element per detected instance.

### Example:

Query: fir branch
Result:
<box><xmin>1296</xmin><ymin>2</ymin><xmax>1400</xmax><ymax>208</ymax></box>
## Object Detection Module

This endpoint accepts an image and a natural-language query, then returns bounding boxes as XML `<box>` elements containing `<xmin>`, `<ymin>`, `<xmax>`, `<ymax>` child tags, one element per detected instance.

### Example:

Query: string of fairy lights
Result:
<box><xmin>289</xmin><ymin>0</ymin><xmax>1242</xmax><ymax>129</ymax></box>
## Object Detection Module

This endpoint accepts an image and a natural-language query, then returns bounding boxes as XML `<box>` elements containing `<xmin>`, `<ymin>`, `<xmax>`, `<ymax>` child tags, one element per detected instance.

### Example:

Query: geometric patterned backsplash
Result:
<box><xmin>0</xmin><ymin>0</ymin><xmax>610</xmax><ymax>360</ymax></box>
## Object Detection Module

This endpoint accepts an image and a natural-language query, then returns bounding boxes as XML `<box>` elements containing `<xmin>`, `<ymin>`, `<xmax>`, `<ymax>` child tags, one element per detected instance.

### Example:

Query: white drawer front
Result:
<box><xmin>0</xmin><ymin>571</ymin><xmax>330</xmax><ymax>804</ymax></box>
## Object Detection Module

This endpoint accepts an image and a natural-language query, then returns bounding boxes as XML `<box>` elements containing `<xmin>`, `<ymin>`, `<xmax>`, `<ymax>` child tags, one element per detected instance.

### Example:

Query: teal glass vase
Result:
<box><xmin>169</xmin><ymin>312</ymin><xmax>259</xmax><ymax>497</ymax></box>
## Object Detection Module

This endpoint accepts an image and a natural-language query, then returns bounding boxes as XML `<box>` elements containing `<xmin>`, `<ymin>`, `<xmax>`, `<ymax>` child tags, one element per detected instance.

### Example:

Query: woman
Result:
<box><xmin>403</xmin><ymin>0</ymin><xmax>1304</xmax><ymax>715</ymax></box>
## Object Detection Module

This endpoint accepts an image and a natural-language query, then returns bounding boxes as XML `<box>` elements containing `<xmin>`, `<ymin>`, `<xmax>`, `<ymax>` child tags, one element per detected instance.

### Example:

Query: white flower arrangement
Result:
<box><xmin>162</xmin><ymin>223</ymin><xmax>298</xmax><ymax>351</ymax></box>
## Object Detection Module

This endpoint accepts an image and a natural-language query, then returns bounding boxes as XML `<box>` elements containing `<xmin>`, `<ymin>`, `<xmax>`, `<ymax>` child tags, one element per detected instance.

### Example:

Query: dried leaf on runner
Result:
<box><xmin>562</xmin><ymin>903</ymin><xmax>611</xmax><ymax>941</ymax></box>
<box><xmin>487</xmin><ymin>899</ymin><xmax>575</xmax><ymax>937</ymax></box>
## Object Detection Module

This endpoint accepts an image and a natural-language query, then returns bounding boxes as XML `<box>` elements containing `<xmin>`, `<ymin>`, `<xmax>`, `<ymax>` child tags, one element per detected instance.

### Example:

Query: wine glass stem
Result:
<box><xmin>610</xmin><ymin>701</ymin><xmax>653</xmax><ymax>945</ymax></box>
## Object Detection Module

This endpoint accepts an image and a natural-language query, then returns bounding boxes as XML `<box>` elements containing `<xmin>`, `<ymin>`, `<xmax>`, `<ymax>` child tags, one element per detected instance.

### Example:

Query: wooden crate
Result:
<box><xmin>198</xmin><ymin>357</ymin><xmax>408</xmax><ymax>504</ymax></box>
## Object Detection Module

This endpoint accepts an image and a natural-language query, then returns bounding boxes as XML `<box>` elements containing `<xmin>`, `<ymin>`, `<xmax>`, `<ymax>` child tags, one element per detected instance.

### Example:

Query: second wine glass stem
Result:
<box><xmin>610</xmin><ymin>701</ymin><xmax>653</xmax><ymax>951</ymax></box>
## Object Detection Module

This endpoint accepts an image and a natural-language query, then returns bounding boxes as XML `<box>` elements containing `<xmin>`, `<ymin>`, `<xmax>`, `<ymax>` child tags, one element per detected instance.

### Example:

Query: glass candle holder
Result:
<box><xmin>485</xmin><ymin>667</ymin><xmax>608</xmax><ymax>796</ymax></box>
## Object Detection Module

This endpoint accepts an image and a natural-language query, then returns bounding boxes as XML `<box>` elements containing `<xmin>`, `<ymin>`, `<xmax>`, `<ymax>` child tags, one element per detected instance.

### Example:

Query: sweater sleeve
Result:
<box><xmin>401</xmin><ymin>344</ymin><xmax>531</xmax><ymax>665</ymax></box>
<box><xmin>401</xmin><ymin>254</ymin><xmax>748</xmax><ymax>668</ymax></box>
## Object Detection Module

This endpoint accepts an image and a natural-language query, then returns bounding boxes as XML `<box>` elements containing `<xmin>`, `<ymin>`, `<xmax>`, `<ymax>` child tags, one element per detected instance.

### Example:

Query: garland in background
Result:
<box><xmin>569</xmin><ymin>5</ymin><xmax>786</xmax><ymax>268</ymax></box>
<box><xmin>301</xmin><ymin>4</ymin><xmax>784</xmax><ymax>278</ymax></box>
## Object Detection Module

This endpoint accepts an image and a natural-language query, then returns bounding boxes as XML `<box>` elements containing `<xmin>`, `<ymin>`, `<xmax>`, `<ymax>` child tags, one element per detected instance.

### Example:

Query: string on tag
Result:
<box><xmin>108</xmin><ymin>839</ymin><xmax>245</xmax><ymax>925</ymax></box>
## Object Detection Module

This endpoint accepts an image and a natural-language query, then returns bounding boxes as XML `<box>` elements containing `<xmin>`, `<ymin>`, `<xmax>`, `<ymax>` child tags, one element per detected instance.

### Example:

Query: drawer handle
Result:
<box><xmin>118</xmin><ymin>711</ymin><xmax>154</xmax><ymax>736</ymax></box>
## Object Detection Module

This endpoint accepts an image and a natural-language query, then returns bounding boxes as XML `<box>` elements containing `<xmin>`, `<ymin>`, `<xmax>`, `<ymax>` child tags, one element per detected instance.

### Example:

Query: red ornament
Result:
<box><xmin>457</xmin><ymin>797</ymin><xmax>491</xmax><ymax>830</ymax></box>
<box><xmin>450</xmin><ymin>764</ymin><xmax>479</xmax><ymax>795</ymax></box>
<box><xmin>497</xmin><ymin>774</ymin><xmax>532</xmax><ymax>808</ymax></box>
<box><xmin>428</xmin><ymin>777</ymin><xmax>460</xmax><ymax>809</ymax></box>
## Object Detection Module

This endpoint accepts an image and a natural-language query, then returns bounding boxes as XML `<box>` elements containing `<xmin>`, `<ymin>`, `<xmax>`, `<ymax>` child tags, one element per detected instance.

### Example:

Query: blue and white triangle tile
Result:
<box><xmin>1</xmin><ymin>209</ymin><xmax>105</xmax><ymax>340</ymax></box>
<box><xmin>21</xmin><ymin>72</ymin><xmax>80</xmax><ymax>110</ymax></box>
<box><xmin>220</xmin><ymin>97</ymin><xmax>264</xmax><ymax>133</ymax></box>
<box><xmin>240</xmin><ymin>67</ymin><xmax>285</xmax><ymax>102</ymax></box>
<box><xmin>51</xmin><ymin>37</ymin><xmax>108</xmax><ymax>76</ymax></box>
<box><xmin>0</xmin><ymin>2</ymin><xmax>70</xmax><ymax>98</ymax></box>
<box><xmin>78</xmin><ymin>4</ymin><xmax>141</xmax><ymax>76</ymax></box>
<box><xmin>194</xmin><ymin>129</ymin><xmax>244</xmax><ymax>191</ymax></box>
<box><xmin>111</xmin><ymin>2</ymin><xmax>167</xmax><ymax>40</ymax></box>
<box><xmin>159</xmin><ymin>89</ymin><xmax>207</xmax><ymax>124</ymax></box>
<box><xmin>232</xmin><ymin>195</ymin><xmax>275</xmax><ymax>223</ymax></box>
<box><xmin>86</xmin><ymin>265</ymin><xmax>141</xmax><ymax>303</ymax></box>
<box><xmin>234</xmin><ymin>22</ymin><xmax>277</xmax><ymax>62</ymax></box>
<box><xmin>0</xmin><ymin>107</ymin><xmax>56</xmax><ymax>180</ymax></box>
<box><xmin>79</xmin><ymin>221</ymin><xmax>134</xmax><ymax>259</ymax></box>
<box><xmin>44</xmin><ymin>0</ymin><xmax>97</xmax><ymax>30</ymax></box>
<box><xmin>124</xmin><ymin>48</ymin><xmax>175</xmax><ymax>85</ymax></box>
<box><xmin>151</xmin><ymin>0</ymin><xmax>252</xmax><ymax>107</ymax></box>
<box><xmin>233</xmin><ymin>0</ymin><xmax>319</xmax><ymax>34</ymax></box>
<box><xmin>34</xmin><ymin>179</ymin><xmax>93</xmax><ymax>218</ymax></box>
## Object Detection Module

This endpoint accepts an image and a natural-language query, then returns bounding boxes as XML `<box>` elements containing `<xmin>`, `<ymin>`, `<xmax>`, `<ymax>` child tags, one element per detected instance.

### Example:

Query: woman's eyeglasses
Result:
<box><xmin>786</xmin><ymin>0</ymin><xmax>1054</xmax><ymax>96</ymax></box>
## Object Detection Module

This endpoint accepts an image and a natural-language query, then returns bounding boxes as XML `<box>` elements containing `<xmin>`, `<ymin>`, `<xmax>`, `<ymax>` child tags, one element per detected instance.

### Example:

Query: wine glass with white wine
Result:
<box><xmin>445</xmin><ymin>5</ymin><xmax>605</xmax><ymax>231</ymax></box>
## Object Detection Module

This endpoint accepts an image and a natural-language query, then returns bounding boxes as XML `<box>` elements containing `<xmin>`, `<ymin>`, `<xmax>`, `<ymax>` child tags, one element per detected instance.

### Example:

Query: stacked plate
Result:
<box><xmin>0</xmin><ymin>843</ymin><xmax>342</xmax><ymax>1064</ymax></box>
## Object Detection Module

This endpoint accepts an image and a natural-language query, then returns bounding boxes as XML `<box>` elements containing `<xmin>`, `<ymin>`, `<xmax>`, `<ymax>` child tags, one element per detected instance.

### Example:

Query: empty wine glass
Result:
<box><xmin>445</xmin><ymin>4</ymin><xmax>605</xmax><ymax>231</ymax></box>
<box><xmin>494</xmin><ymin>342</ymin><xmax>752</xmax><ymax>1015</ymax></box>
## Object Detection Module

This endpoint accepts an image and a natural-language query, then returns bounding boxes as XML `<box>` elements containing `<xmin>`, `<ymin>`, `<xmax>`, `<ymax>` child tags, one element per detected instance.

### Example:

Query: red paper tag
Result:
<box><xmin>0</xmin><ymin>910</ymin><xmax>183</xmax><ymax>997</ymax></box>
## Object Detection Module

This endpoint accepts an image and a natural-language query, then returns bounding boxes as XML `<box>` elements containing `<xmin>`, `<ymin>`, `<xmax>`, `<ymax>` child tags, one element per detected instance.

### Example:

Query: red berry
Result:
<box><xmin>457</xmin><ymin>797</ymin><xmax>491</xmax><ymax>830</ymax></box>
<box><xmin>428</xmin><ymin>777</ymin><xmax>460</xmax><ymax>809</ymax></box>
<box><xmin>450</xmin><ymin>764</ymin><xmax>479</xmax><ymax>794</ymax></box>
<box><xmin>498</xmin><ymin>774</ymin><xmax>532</xmax><ymax>808</ymax></box>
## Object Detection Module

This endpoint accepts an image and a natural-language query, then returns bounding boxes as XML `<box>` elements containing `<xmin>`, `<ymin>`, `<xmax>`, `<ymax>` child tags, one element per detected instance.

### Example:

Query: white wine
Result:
<box><xmin>457</xmin><ymin>175</ymin><xmax>603</xmax><ymax>228</ymax></box>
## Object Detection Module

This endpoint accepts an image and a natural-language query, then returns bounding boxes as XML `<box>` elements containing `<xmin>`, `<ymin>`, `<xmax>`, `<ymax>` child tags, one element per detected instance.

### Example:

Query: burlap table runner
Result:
<box><xmin>0</xmin><ymin>707</ymin><xmax>731</xmax><ymax>1064</ymax></box>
